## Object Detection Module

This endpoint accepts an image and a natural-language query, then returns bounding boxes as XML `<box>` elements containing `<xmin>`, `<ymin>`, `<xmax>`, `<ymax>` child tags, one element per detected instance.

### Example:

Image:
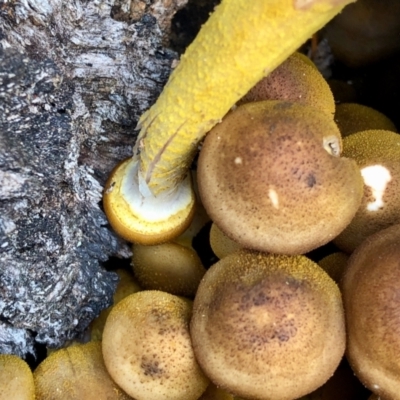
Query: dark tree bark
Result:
<box><xmin>0</xmin><ymin>0</ymin><xmax>186</xmax><ymax>357</ymax></box>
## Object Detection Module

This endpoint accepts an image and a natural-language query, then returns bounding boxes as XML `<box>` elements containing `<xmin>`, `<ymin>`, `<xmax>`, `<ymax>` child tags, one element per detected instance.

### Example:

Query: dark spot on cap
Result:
<box><xmin>141</xmin><ymin>355</ymin><xmax>164</xmax><ymax>377</ymax></box>
<box><xmin>306</xmin><ymin>173</ymin><xmax>316</xmax><ymax>188</ymax></box>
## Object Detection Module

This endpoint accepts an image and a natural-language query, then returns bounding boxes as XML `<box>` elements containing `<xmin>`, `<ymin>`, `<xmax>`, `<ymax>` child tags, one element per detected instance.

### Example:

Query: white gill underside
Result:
<box><xmin>121</xmin><ymin>158</ymin><xmax>193</xmax><ymax>222</ymax></box>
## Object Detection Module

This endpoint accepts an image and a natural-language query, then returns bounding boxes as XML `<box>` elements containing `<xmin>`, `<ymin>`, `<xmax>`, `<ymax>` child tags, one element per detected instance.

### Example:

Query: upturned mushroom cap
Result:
<box><xmin>239</xmin><ymin>52</ymin><xmax>335</xmax><ymax>117</ymax></box>
<box><xmin>191</xmin><ymin>249</ymin><xmax>345</xmax><ymax>400</ymax></box>
<box><xmin>198</xmin><ymin>100</ymin><xmax>363</xmax><ymax>255</ymax></box>
<box><xmin>0</xmin><ymin>355</ymin><xmax>35</xmax><ymax>400</ymax></box>
<box><xmin>131</xmin><ymin>242</ymin><xmax>206</xmax><ymax>297</ymax></box>
<box><xmin>103</xmin><ymin>157</ymin><xmax>195</xmax><ymax>245</ymax></box>
<box><xmin>102</xmin><ymin>290</ymin><xmax>209</xmax><ymax>400</ymax></box>
<box><xmin>342</xmin><ymin>224</ymin><xmax>400</xmax><ymax>399</ymax></box>
<box><xmin>334</xmin><ymin>129</ymin><xmax>400</xmax><ymax>253</ymax></box>
<box><xmin>34</xmin><ymin>341</ymin><xmax>131</xmax><ymax>399</ymax></box>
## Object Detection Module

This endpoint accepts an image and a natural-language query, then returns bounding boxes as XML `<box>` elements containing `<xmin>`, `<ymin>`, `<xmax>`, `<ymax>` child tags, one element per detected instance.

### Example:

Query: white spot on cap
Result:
<box><xmin>234</xmin><ymin>157</ymin><xmax>242</xmax><ymax>165</ymax></box>
<box><xmin>268</xmin><ymin>188</ymin><xmax>279</xmax><ymax>209</ymax></box>
<box><xmin>361</xmin><ymin>165</ymin><xmax>391</xmax><ymax>211</ymax></box>
<box><xmin>372</xmin><ymin>383</ymin><xmax>380</xmax><ymax>391</ymax></box>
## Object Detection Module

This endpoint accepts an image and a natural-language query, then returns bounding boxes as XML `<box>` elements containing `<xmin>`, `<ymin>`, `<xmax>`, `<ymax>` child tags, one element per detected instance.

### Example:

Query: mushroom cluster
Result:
<box><xmin>7</xmin><ymin>0</ymin><xmax>400</xmax><ymax>399</ymax></box>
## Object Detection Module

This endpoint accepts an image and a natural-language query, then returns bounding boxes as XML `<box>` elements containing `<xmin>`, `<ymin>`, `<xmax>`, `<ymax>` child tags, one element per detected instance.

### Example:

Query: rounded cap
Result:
<box><xmin>198</xmin><ymin>100</ymin><xmax>363</xmax><ymax>255</ymax></box>
<box><xmin>131</xmin><ymin>242</ymin><xmax>206</xmax><ymax>297</ymax></box>
<box><xmin>34</xmin><ymin>341</ymin><xmax>131</xmax><ymax>399</ymax></box>
<box><xmin>102</xmin><ymin>291</ymin><xmax>209</xmax><ymax>400</ymax></box>
<box><xmin>103</xmin><ymin>157</ymin><xmax>195</xmax><ymax>244</ymax></box>
<box><xmin>0</xmin><ymin>355</ymin><xmax>35</xmax><ymax>400</ymax></box>
<box><xmin>342</xmin><ymin>224</ymin><xmax>400</xmax><ymax>399</ymax></box>
<box><xmin>239</xmin><ymin>51</ymin><xmax>335</xmax><ymax>117</ymax></box>
<box><xmin>334</xmin><ymin>129</ymin><xmax>400</xmax><ymax>253</ymax></box>
<box><xmin>191</xmin><ymin>249</ymin><xmax>345</xmax><ymax>399</ymax></box>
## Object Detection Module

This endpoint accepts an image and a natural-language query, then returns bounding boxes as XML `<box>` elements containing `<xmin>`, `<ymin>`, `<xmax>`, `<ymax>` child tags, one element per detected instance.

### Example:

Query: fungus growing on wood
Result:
<box><xmin>103</xmin><ymin>0</ymin><xmax>355</xmax><ymax>245</ymax></box>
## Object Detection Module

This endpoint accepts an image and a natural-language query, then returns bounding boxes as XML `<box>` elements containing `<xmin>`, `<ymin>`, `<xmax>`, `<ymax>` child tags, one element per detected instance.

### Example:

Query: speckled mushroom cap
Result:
<box><xmin>34</xmin><ymin>341</ymin><xmax>131</xmax><ymax>399</ymax></box>
<box><xmin>334</xmin><ymin>103</ymin><xmax>396</xmax><ymax>137</ymax></box>
<box><xmin>102</xmin><ymin>290</ymin><xmax>209</xmax><ymax>400</ymax></box>
<box><xmin>197</xmin><ymin>100</ymin><xmax>363</xmax><ymax>255</ymax></box>
<box><xmin>131</xmin><ymin>242</ymin><xmax>206</xmax><ymax>297</ymax></box>
<box><xmin>334</xmin><ymin>129</ymin><xmax>400</xmax><ymax>253</ymax></box>
<box><xmin>342</xmin><ymin>224</ymin><xmax>400</xmax><ymax>399</ymax></box>
<box><xmin>209</xmin><ymin>222</ymin><xmax>242</xmax><ymax>259</ymax></box>
<box><xmin>0</xmin><ymin>355</ymin><xmax>35</xmax><ymax>400</ymax></box>
<box><xmin>239</xmin><ymin>52</ymin><xmax>335</xmax><ymax>117</ymax></box>
<box><xmin>191</xmin><ymin>249</ymin><xmax>345</xmax><ymax>400</ymax></box>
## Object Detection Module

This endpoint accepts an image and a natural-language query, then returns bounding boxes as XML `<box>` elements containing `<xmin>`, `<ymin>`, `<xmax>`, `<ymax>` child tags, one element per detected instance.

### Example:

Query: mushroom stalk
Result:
<box><xmin>135</xmin><ymin>0</ymin><xmax>355</xmax><ymax>197</ymax></box>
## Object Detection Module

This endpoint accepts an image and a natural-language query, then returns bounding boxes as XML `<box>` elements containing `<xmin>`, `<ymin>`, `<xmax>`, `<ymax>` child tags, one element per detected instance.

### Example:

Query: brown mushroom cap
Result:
<box><xmin>103</xmin><ymin>157</ymin><xmax>195</xmax><ymax>245</ymax></box>
<box><xmin>334</xmin><ymin>130</ymin><xmax>400</xmax><ymax>253</ymax></box>
<box><xmin>102</xmin><ymin>290</ymin><xmax>209</xmax><ymax>400</ymax></box>
<box><xmin>317</xmin><ymin>252</ymin><xmax>349</xmax><ymax>284</ymax></box>
<box><xmin>239</xmin><ymin>52</ymin><xmax>335</xmax><ymax>117</ymax></box>
<box><xmin>209</xmin><ymin>222</ymin><xmax>241</xmax><ymax>259</ymax></box>
<box><xmin>325</xmin><ymin>0</ymin><xmax>400</xmax><ymax>67</ymax></box>
<box><xmin>191</xmin><ymin>249</ymin><xmax>345</xmax><ymax>400</ymax></box>
<box><xmin>198</xmin><ymin>382</ymin><xmax>235</xmax><ymax>400</ymax></box>
<box><xmin>198</xmin><ymin>100</ymin><xmax>363</xmax><ymax>255</ymax></box>
<box><xmin>334</xmin><ymin>103</ymin><xmax>396</xmax><ymax>138</ymax></box>
<box><xmin>0</xmin><ymin>355</ymin><xmax>35</xmax><ymax>400</ymax></box>
<box><xmin>131</xmin><ymin>242</ymin><xmax>206</xmax><ymax>297</ymax></box>
<box><xmin>34</xmin><ymin>341</ymin><xmax>131</xmax><ymax>399</ymax></box>
<box><xmin>90</xmin><ymin>269</ymin><xmax>141</xmax><ymax>341</ymax></box>
<box><xmin>342</xmin><ymin>224</ymin><xmax>400</xmax><ymax>399</ymax></box>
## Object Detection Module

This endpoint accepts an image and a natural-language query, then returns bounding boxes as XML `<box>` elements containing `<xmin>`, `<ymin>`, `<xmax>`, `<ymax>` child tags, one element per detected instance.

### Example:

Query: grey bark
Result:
<box><xmin>0</xmin><ymin>0</ymin><xmax>186</xmax><ymax>357</ymax></box>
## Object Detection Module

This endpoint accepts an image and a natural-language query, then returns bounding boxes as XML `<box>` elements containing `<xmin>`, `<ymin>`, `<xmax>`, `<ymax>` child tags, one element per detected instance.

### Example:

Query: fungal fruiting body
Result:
<box><xmin>191</xmin><ymin>250</ymin><xmax>345</xmax><ymax>400</ymax></box>
<box><xmin>90</xmin><ymin>269</ymin><xmax>141</xmax><ymax>341</ymax></box>
<box><xmin>103</xmin><ymin>0</ymin><xmax>355</xmax><ymax>245</ymax></box>
<box><xmin>102</xmin><ymin>291</ymin><xmax>209</xmax><ymax>400</ymax></box>
<box><xmin>131</xmin><ymin>242</ymin><xmax>206</xmax><ymax>297</ymax></box>
<box><xmin>197</xmin><ymin>100</ymin><xmax>363</xmax><ymax>255</ymax></box>
<box><xmin>334</xmin><ymin>103</ymin><xmax>397</xmax><ymax>137</ymax></box>
<box><xmin>333</xmin><ymin>129</ymin><xmax>400</xmax><ymax>253</ymax></box>
<box><xmin>34</xmin><ymin>341</ymin><xmax>131</xmax><ymax>399</ymax></box>
<box><xmin>103</xmin><ymin>157</ymin><xmax>195</xmax><ymax>244</ymax></box>
<box><xmin>0</xmin><ymin>355</ymin><xmax>35</xmax><ymax>400</ymax></box>
<box><xmin>342</xmin><ymin>224</ymin><xmax>400</xmax><ymax>399</ymax></box>
<box><xmin>209</xmin><ymin>222</ymin><xmax>242</xmax><ymax>260</ymax></box>
<box><xmin>238</xmin><ymin>51</ymin><xmax>336</xmax><ymax>116</ymax></box>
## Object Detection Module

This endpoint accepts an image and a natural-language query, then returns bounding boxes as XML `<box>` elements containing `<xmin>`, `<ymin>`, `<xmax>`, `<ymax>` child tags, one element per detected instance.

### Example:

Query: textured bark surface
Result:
<box><xmin>0</xmin><ymin>0</ymin><xmax>186</xmax><ymax>357</ymax></box>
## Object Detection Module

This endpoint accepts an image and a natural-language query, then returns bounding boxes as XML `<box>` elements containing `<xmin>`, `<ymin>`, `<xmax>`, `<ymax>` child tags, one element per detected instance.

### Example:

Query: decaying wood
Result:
<box><xmin>0</xmin><ymin>0</ymin><xmax>186</xmax><ymax>357</ymax></box>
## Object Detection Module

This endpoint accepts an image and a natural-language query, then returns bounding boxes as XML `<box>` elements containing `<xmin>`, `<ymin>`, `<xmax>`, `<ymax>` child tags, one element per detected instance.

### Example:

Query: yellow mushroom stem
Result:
<box><xmin>135</xmin><ymin>0</ymin><xmax>355</xmax><ymax>197</ymax></box>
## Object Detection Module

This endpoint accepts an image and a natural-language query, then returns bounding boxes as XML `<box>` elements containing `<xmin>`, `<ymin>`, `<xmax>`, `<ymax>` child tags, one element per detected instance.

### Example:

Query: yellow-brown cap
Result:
<box><xmin>103</xmin><ymin>157</ymin><xmax>195</xmax><ymax>245</ymax></box>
